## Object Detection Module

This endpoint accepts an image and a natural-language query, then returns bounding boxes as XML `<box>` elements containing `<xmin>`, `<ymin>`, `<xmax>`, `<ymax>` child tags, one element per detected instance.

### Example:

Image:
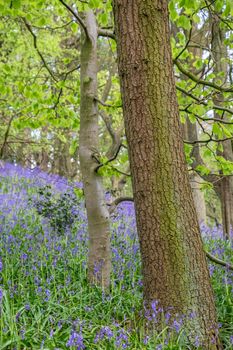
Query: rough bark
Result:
<box><xmin>113</xmin><ymin>1</ymin><xmax>220</xmax><ymax>348</ymax></box>
<box><xmin>79</xmin><ymin>11</ymin><xmax>111</xmax><ymax>288</ymax></box>
<box><xmin>211</xmin><ymin>11</ymin><xmax>233</xmax><ymax>239</ymax></box>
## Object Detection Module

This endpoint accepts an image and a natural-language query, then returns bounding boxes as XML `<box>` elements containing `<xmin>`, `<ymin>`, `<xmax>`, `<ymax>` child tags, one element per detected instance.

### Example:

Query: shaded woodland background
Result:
<box><xmin>0</xmin><ymin>0</ymin><xmax>232</xmax><ymax>234</ymax></box>
<box><xmin>0</xmin><ymin>0</ymin><xmax>233</xmax><ymax>348</ymax></box>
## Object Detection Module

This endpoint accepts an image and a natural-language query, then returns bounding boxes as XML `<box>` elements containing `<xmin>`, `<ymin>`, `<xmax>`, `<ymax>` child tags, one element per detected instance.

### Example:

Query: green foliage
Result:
<box><xmin>0</xmin><ymin>0</ymin><xmax>232</xmax><ymax>194</ymax></box>
<box><xmin>196</xmin><ymin>164</ymin><xmax>211</xmax><ymax>176</ymax></box>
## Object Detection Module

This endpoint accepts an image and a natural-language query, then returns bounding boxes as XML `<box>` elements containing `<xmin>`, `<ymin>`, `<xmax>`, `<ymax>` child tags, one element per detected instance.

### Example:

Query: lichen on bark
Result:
<box><xmin>113</xmin><ymin>0</ymin><xmax>221</xmax><ymax>348</ymax></box>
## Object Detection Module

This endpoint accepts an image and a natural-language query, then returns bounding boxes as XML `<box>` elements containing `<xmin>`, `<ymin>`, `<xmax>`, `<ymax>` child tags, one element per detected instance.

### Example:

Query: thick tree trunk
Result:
<box><xmin>79</xmin><ymin>11</ymin><xmax>111</xmax><ymax>288</ymax></box>
<box><xmin>211</xmin><ymin>12</ymin><xmax>233</xmax><ymax>239</ymax></box>
<box><xmin>113</xmin><ymin>1</ymin><xmax>220</xmax><ymax>348</ymax></box>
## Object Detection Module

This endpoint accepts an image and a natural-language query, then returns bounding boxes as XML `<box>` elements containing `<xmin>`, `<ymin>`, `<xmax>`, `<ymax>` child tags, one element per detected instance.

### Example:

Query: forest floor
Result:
<box><xmin>0</xmin><ymin>163</ymin><xmax>232</xmax><ymax>349</ymax></box>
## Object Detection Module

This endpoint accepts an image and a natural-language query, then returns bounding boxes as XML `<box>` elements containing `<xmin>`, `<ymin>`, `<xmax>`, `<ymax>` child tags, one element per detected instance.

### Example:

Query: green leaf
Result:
<box><xmin>74</xmin><ymin>187</ymin><xmax>83</xmax><ymax>199</ymax></box>
<box><xmin>3</xmin><ymin>64</ymin><xmax>11</xmax><ymax>73</ymax></box>
<box><xmin>89</xmin><ymin>0</ymin><xmax>100</xmax><ymax>9</ymax></box>
<box><xmin>71</xmin><ymin>22</ymin><xmax>78</xmax><ymax>34</ymax></box>
<box><xmin>220</xmin><ymin>124</ymin><xmax>232</xmax><ymax>137</ymax></box>
<box><xmin>69</xmin><ymin>139</ymin><xmax>78</xmax><ymax>155</ymax></box>
<box><xmin>200</xmin><ymin>182</ymin><xmax>213</xmax><ymax>191</ymax></box>
<box><xmin>217</xmin><ymin>143</ymin><xmax>223</xmax><ymax>153</ymax></box>
<box><xmin>192</xmin><ymin>13</ymin><xmax>200</xmax><ymax>23</ymax></box>
<box><xmin>212</xmin><ymin>123</ymin><xmax>221</xmax><ymax>137</ymax></box>
<box><xmin>38</xmin><ymin>17</ymin><xmax>46</xmax><ymax>26</ymax></box>
<box><xmin>98</xmin><ymin>12</ymin><xmax>108</xmax><ymax>26</ymax></box>
<box><xmin>168</xmin><ymin>0</ymin><xmax>178</xmax><ymax>21</ymax></box>
<box><xmin>203</xmin><ymin>148</ymin><xmax>212</xmax><ymax>158</ymax></box>
<box><xmin>195</xmin><ymin>164</ymin><xmax>211</xmax><ymax>176</ymax></box>
<box><xmin>177</xmin><ymin>15</ymin><xmax>191</xmax><ymax>30</ymax></box>
<box><xmin>11</xmin><ymin>0</ymin><xmax>21</xmax><ymax>9</ymax></box>
<box><xmin>215</xmin><ymin>0</ymin><xmax>224</xmax><ymax>12</ymax></box>
<box><xmin>188</xmin><ymin>114</ymin><xmax>196</xmax><ymax>124</ymax></box>
<box><xmin>57</xmin><ymin>134</ymin><xmax>67</xmax><ymax>143</ymax></box>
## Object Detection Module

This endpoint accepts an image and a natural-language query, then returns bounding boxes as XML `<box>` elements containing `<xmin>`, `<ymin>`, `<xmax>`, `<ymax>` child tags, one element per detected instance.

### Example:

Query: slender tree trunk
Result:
<box><xmin>190</xmin><ymin>172</ymin><xmax>207</xmax><ymax>224</ymax></box>
<box><xmin>113</xmin><ymin>1</ymin><xmax>220</xmax><ymax>348</ymax></box>
<box><xmin>39</xmin><ymin>148</ymin><xmax>50</xmax><ymax>172</ymax></box>
<box><xmin>79</xmin><ymin>11</ymin><xmax>111</xmax><ymax>288</ymax></box>
<box><xmin>183</xmin><ymin>120</ymin><xmax>207</xmax><ymax>224</ymax></box>
<box><xmin>211</xmin><ymin>11</ymin><xmax>233</xmax><ymax>239</ymax></box>
<box><xmin>179</xmin><ymin>26</ymin><xmax>207</xmax><ymax>225</ymax></box>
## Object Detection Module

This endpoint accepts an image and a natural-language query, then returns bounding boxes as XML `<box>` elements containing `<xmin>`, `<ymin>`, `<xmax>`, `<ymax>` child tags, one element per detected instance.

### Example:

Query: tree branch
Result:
<box><xmin>205</xmin><ymin>250</ymin><xmax>233</xmax><ymax>271</ymax></box>
<box><xmin>94</xmin><ymin>143</ymin><xmax>123</xmax><ymax>173</ymax></box>
<box><xmin>111</xmin><ymin>196</ymin><xmax>134</xmax><ymax>206</ymax></box>
<box><xmin>174</xmin><ymin>19</ymin><xmax>193</xmax><ymax>61</ymax></box>
<box><xmin>108</xmin><ymin>196</ymin><xmax>134</xmax><ymax>213</ymax></box>
<box><xmin>58</xmin><ymin>0</ymin><xmax>89</xmax><ymax>38</ymax></box>
<box><xmin>22</xmin><ymin>18</ymin><xmax>57</xmax><ymax>81</ymax></box>
<box><xmin>98</xmin><ymin>28</ymin><xmax>116</xmax><ymax>40</ymax></box>
<box><xmin>0</xmin><ymin>115</ymin><xmax>14</xmax><ymax>158</ymax></box>
<box><xmin>174</xmin><ymin>59</ymin><xmax>233</xmax><ymax>93</ymax></box>
<box><xmin>184</xmin><ymin>135</ymin><xmax>233</xmax><ymax>145</ymax></box>
<box><xmin>53</xmin><ymin>64</ymin><xmax>81</xmax><ymax>109</ymax></box>
<box><xmin>110</xmin><ymin>166</ymin><xmax>131</xmax><ymax>177</ymax></box>
<box><xmin>95</xmin><ymin>97</ymin><xmax>122</xmax><ymax>108</ymax></box>
<box><xmin>177</xmin><ymin>85</ymin><xmax>233</xmax><ymax>115</ymax></box>
<box><xmin>195</xmin><ymin>115</ymin><xmax>233</xmax><ymax>125</ymax></box>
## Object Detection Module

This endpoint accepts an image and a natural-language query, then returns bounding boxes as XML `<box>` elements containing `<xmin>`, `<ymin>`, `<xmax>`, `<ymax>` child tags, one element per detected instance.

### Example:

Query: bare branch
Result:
<box><xmin>31</xmin><ymin>20</ymin><xmax>73</xmax><ymax>31</ymax></box>
<box><xmin>108</xmin><ymin>196</ymin><xmax>134</xmax><ymax>214</ymax></box>
<box><xmin>58</xmin><ymin>0</ymin><xmax>89</xmax><ymax>38</ymax></box>
<box><xmin>98</xmin><ymin>28</ymin><xmax>116</xmax><ymax>40</ymax></box>
<box><xmin>95</xmin><ymin>97</ymin><xmax>122</xmax><ymax>108</ymax></box>
<box><xmin>110</xmin><ymin>166</ymin><xmax>131</xmax><ymax>177</ymax></box>
<box><xmin>205</xmin><ymin>250</ymin><xmax>233</xmax><ymax>271</ymax></box>
<box><xmin>184</xmin><ymin>136</ymin><xmax>233</xmax><ymax>145</ymax></box>
<box><xmin>111</xmin><ymin>196</ymin><xmax>134</xmax><ymax>206</ymax></box>
<box><xmin>22</xmin><ymin>18</ymin><xmax>57</xmax><ymax>81</ymax></box>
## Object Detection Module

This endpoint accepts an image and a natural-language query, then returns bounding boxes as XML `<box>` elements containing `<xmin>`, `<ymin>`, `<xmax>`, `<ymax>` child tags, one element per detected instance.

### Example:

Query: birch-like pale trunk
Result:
<box><xmin>79</xmin><ymin>11</ymin><xmax>111</xmax><ymax>288</ymax></box>
<box><xmin>183</xmin><ymin>118</ymin><xmax>207</xmax><ymax>225</ymax></box>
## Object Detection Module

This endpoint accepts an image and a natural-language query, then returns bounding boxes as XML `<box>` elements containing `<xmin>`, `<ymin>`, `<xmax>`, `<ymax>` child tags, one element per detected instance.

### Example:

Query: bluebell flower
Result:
<box><xmin>67</xmin><ymin>330</ymin><xmax>85</xmax><ymax>349</ymax></box>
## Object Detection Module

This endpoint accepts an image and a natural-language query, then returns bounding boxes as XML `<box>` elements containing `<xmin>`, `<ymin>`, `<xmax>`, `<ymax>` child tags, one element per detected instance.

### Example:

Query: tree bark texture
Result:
<box><xmin>79</xmin><ymin>11</ymin><xmax>111</xmax><ymax>288</ymax></box>
<box><xmin>113</xmin><ymin>1</ymin><xmax>220</xmax><ymax>347</ymax></box>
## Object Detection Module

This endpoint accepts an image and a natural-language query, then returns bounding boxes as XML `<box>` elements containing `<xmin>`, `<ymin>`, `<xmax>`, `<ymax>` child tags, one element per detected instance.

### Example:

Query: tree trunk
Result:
<box><xmin>79</xmin><ymin>11</ymin><xmax>111</xmax><ymax>288</ymax></box>
<box><xmin>211</xmin><ymin>11</ymin><xmax>233</xmax><ymax>239</ymax></box>
<box><xmin>183</xmin><ymin>120</ymin><xmax>207</xmax><ymax>224</ymax></box>
<box><xmin>113</xmin><ymin>1</ymin><xmax>220</xmax><ymax>348</ymax></box>
<box><xmin>190</xmin><ymin>172</ymin><xmax>207</xmax><ymax>224</ymax></box>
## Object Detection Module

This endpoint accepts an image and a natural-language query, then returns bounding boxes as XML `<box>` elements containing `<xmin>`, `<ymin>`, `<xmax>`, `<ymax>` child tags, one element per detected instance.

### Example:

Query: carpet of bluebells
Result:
<box><xmin>0</xmin><ymin>162</ymin><xmax>233</xmax><ymax>349</ymax></box>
